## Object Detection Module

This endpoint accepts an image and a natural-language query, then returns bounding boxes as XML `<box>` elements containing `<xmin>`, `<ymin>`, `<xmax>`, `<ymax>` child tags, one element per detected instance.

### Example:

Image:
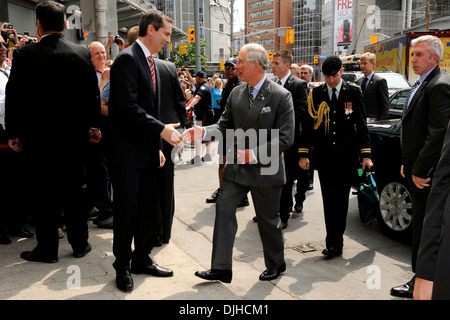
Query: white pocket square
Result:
<box><xmin>261</xmin><ymin>106</ymin><xmax>271</xmax><ymax>113</ymax></box>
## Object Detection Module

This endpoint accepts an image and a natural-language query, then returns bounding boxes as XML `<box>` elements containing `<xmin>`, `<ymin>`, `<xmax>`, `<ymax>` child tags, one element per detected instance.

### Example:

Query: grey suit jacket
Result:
<box><xmin>204</xmin><ymin>78</ymin><xmax>295</xmax><ymax>187</ymax></box>
<box><xmin>416</xmin><ymin>119</ymin><xmax>450</xmax><ymax>299</ymax></box>
<box><xmin>355</xmin><ymin>73</ymin><xmax>389</xmax><ymax>120</ymax></box>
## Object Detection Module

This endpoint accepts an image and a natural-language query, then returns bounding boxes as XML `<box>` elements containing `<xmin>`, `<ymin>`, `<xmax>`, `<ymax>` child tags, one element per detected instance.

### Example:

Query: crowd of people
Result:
<box><xmin>1</xmin><ymin>1</ymin><xmax>450</xmax><ymax>300</ymax></box>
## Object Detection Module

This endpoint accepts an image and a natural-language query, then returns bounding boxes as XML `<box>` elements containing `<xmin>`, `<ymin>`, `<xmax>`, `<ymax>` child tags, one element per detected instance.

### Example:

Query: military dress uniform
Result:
<box><xmin>299</xmin><ymin>75</ymin><xmax>371</xmax><ymax>255</ymax></box>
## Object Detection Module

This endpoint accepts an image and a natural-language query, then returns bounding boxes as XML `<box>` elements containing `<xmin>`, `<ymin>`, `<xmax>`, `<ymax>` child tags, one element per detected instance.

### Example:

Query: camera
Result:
<box><xmin>6</xmin><ymin>24</ymin><xmax>13</xmax><ymax>30</ymax></box>
<box><xmin>114</xmin><ymin>35</ymin><xmax>123</xmax><ymax>45</ymax></box>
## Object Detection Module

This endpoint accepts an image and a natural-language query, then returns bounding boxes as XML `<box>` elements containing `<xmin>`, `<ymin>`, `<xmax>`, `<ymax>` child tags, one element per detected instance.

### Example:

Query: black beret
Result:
<box><xmin>322</xmin><ymin>56</ymin><xmax>342</xmax><ymax>76</ymax></box>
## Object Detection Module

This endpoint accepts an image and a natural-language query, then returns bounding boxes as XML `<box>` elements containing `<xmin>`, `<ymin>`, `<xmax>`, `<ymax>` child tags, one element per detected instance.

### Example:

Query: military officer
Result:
<box><xmin>298</xmin><ymin>56</ymin><xmax>373</xmax><ymax>258</ymax></box>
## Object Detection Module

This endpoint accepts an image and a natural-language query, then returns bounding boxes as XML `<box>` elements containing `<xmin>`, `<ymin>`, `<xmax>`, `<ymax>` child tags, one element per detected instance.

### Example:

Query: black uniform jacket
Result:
<box><xmin>298</xmin><ymin>81</ymin><xmax>371</xmax><ymax>171</ymax></box>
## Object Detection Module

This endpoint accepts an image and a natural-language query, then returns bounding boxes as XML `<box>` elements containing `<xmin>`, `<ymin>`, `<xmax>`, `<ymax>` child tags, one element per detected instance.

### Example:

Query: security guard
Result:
<box><xmin>299</xmin><ymin>56</ymin><xmax>373</xmax><ymax>258</ymax></box>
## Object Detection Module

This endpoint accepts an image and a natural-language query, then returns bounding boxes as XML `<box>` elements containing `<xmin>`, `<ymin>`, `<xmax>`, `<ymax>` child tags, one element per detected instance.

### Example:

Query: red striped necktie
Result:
<box><xmin>147</xmin><ymin>56</ymin><xmax>156</xmax><ymax>91</ymax></box>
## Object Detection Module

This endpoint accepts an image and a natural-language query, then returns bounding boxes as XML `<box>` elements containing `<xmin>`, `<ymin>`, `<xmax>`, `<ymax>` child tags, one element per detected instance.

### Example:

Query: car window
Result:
<box><xmin>390</xmin><ymin>89</ymin><xmax>411</xmax><ymax>110</ymax></box>
<box><xmin>377</xmin><ymin>73</ymin><xmax>410</xmax><ymax>90</ymax></box>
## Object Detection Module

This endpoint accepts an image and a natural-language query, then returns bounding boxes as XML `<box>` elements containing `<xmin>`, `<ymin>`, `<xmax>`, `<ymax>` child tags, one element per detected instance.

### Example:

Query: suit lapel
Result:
<box><xmin>240</xmin><ymin>79</ymin><xmax>271</xmax><ymax>131</ymax></box>
<box><xmin>404</xmin><ymin>67</ymin><xmax>440</xmax><ymax>119</ymax></box>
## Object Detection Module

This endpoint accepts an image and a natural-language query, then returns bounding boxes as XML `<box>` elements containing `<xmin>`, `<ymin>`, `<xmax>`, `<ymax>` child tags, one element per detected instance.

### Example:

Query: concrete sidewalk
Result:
<box><xmin>0</xmin><ymin>145</ymin><xmax>414</xmax><ymax>301</ymax></box>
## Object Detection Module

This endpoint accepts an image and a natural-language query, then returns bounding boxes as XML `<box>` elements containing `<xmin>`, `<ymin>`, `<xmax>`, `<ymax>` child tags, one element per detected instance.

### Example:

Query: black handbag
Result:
<box><xmin>357</xmin><ymin>169</ymin><xmax>380</xmax><ymax>225</ymax></box>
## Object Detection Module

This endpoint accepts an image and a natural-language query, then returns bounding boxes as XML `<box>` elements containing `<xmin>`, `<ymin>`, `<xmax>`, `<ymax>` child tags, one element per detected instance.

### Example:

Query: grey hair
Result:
<box><xmin>299</xmin><ymin>64</ymin><xmax>314</xmax><ymax>74</ymax></box>
<box><xmin>412</xmin><ymin>35</ymin><xmax>444</xmax><ymax>62</ymax></box>
<box><xmin>241</xmin><ymin>43</ymin><xmax>269</xmax><ymax>70</ymax></box>
<box><xmin>290</xmin><ymin>64</ymin><xmax>301</xmax><ymax>74</ymax></box>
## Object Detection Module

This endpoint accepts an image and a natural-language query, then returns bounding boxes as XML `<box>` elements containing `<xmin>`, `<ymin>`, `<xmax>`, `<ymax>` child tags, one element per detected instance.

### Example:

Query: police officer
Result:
<box><xmin>186</xmin><ymin>70</ymin><xmax>214</xmax><ymax>164</ymax></box>
<box><xmin>298</xmin><ymin>56</ymin><xmax>373</xmax><ymax>258</ymax></box>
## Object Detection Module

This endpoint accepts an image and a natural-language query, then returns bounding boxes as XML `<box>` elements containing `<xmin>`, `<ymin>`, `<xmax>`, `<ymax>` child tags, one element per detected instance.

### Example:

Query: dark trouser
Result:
<box><xmin>318</xmin><ymin>168</ymin><xmax>353</xmax><ymax>250</ymax></box>
<box><xmin>279</xmin><ymin>147</ymin><xmax>307</xmax><ymax>221</ymax></box>
<box><xmin>0</xmin><ymin>130</ymin><xmax>29</xmax><ymax>232</ymax></box>
<box><xmin>157</xmin><ymin>142</ymin><xmax>175</xmax><ymax>243</ymax></box>
<box><xmin>406</xmin><ymin>177</ymin><xmax>430</xmax><ymax>273</ymax></box>
<box><xmin>85</xmin><ymin>140</ymin><xmax>113</xmax><ymax>222</ymax></box>
<box><xmin>212</xmin><ymin>179</ymin><xmax>284</xmax><ymax>270</ymax></box>
<box><xmin>109</xmin><ymin>161</ymin><xmax>160</xmax><ymax>271</ymax></box>
<box><xmin>27</xmin><ymin>152</ymin><xmax>89</xmax><ymax>258</ymax></box>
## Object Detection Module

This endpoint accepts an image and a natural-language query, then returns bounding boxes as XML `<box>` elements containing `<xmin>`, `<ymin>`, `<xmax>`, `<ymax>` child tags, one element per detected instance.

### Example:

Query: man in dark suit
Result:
<box><xmin>5</xmin><ymin>1</ymin><xmax>101</xmax><ymax>263</ymax></box>
<box><xmin>355</xmin><ymin>52</ymin><xmax>389</xmax><ymax>122</ymax></box>
<box><xmin>108</xmin><ymin>10</ymin><xmax>183</xmax><ymax>292</ymax></box>
<box><xmin>390</xmin><ymin>35</ymin><xmax>450</xmax><ymax>298</ymax></box>
<box><xmin>299</xmin><ymin>56</ymin><xmax>373</xmax><ymax>259</ymax></box>
<box><xmin>183</xmin><ymin>43</ymin><xmax>294</xmax><ymax>283</ymax></box>
<box><xmin>154</xmin><ymin>58</ymin><xmax>186</xmax><ymax>244</ymax></box>
<box><xmin>414</xmin><ymin>119</ymin><xmax>450</xmax><ymax>300</ymax></box>
<box><xmin>272</xmin><ymin>50</ymin><xmax>307</xmax><ymax>228</ymax></box>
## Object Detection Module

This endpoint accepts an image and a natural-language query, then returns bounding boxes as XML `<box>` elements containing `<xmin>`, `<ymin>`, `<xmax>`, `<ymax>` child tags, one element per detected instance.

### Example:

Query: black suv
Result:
<box><xmin>366</xmin><ymin>118</ymin><xmax>412</xmax><ymax>241</ymax></box>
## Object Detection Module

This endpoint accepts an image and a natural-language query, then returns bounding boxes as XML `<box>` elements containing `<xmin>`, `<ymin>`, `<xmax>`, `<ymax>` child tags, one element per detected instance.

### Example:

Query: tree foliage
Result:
<box><xmin>172</xmin><ymin>40</ymin><xmax>208</xmax><ymax>71</ymax></box>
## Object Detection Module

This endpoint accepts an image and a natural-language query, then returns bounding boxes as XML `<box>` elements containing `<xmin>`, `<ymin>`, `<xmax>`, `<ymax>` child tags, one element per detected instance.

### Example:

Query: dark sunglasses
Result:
<box><xmin>225</xmin><ymin>65</ymin><xmax>235</xmax><ymax>70</ymax></box>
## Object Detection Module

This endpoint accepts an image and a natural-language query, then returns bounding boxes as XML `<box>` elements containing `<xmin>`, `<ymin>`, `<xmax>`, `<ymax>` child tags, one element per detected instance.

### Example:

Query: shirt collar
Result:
<box><xmin>249</xmin><ymin>75</ymin><xmax>266</xmax><ymax>99</ymax></box>
<box><xmin>276</xmin><ymin>72</ymin><xmax>291</xmax><ymax>86</ymax></box>
<box><xmin>419</xmin><ymin>66</ymin><xmax>436</xmax><ymax>84</ymax></box>
<box><xmin>366</xmin><ymin>72</ymin><xmax>374</xmax><ymax>81</ymax></box>
<box><xmin>136</xmin><ymin>39</ymin><xmax>153</xmax><ymax>60</ymax></box>
<box><xmin>326</xmin><ymin>80</ymin><xmax>343</xmax><ymax>99</ymax></box>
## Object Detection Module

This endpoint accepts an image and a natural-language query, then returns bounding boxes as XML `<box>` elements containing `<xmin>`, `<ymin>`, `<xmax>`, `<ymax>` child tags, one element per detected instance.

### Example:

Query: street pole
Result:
<box><xmin>194</xmin><ymin>0</ymin><xmax>201</xmax><ymax>71</ymax></box>
<box><xmin>230</xmin><ymin>0</ymin><xmax>234</xmax><ymax>57</ymax></box>
<box><xmin>94</xmin><ymin>0</ymin><xmax>108</xmax><ymax>45</ymax></box>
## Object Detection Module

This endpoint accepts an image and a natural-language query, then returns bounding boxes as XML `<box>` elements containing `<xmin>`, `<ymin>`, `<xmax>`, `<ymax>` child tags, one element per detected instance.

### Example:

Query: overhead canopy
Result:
<box><xmin>116</xmin><ymin>0</ymin><xmax>187</xmax><ymax>42</ymax></box>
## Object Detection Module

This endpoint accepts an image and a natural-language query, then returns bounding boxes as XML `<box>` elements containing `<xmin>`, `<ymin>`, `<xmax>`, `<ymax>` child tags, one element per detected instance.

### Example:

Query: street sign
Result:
<box><xmin>318</xmin><ymin>55</ymin><xmax>328</xmax><ymax>59</ymax></box>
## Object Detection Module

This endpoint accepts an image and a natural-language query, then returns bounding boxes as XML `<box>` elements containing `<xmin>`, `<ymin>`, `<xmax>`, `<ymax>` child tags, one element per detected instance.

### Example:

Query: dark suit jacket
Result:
<box><xmin>204</xmin><ymin>78</ymin><xmax>294</xmax><ymax>187</ymax></box>
<box><xmin>299</xmin><ymin>81</ymin><xmax>371</xmax><ymax>171</ymax></box>
<box><xmin>108</xmin><ymin>42</ymin><xmax>165</xmax><ymax>169</ymax></box>
<box><xmin>5</xmin><ymin>34</ymin><xmax>101</xmax><ymax>155</ymax></box>
<box><xmin>355</xmin><ymin>73</ymin><xmax>389</xmax><ymax>120</ymax></box>
<box><xmin>154</xmin><ymin>59</ymin><xmax>186</xmax><ymax>127</ymax></box>
<box><xmin>273</xmin><ymin>74</ymin><xmax>307</xmax><ymax>178</ymax></box>
<box><xmin>415</xmin><ymin>119</ymin><xmax>450</xmax><ymax>299</ymax></box>
<box><xmin>401</xmin><ymin>66</ymin><xmax>450</xmax><ymax>180</ymax></box>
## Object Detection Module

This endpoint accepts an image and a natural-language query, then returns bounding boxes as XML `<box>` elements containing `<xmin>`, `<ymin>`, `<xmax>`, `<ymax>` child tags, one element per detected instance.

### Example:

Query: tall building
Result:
<box><xmin>173</xmin><ymin>0</ymin><xmax>231</xmax><ymax>64</ymax></box>
<box><xmin>292</xmin><ymin>0</ymin><xmax>322</xmax><ymax>67</ymax></box>
<box><xmin>244</xmin><ymin>0</ymin><xmax>293</xmax><ymax>54</ymax></box>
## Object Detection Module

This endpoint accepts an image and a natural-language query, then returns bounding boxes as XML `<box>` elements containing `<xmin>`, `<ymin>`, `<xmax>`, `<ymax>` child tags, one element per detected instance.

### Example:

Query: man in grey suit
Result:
<box><xmin>183</xmin><ymin>43</ymin><xmax>294</xmax><ymax>283</ymax></box>
<box><xmin>355</xmin><ymin>52</ymin><xmax>389</xmax><ymax>122</ymax></box>
<box><xmin>414</xmin><ymin>120</ymin><xmax>450</xmax><ymax>300</ymax></box>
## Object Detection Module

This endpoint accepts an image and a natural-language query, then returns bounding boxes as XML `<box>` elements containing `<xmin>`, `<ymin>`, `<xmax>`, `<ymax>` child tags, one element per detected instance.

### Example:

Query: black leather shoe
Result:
<box><xmin>322</xmin><ymin>247</ymin><xmax>342</xmax><ymax>258</ymax></box>
<box><xmin>259</xmin><ymin>263</ymin><xmax>286</xmax><ymax>281</ymax></box>
<box><xmin>186</xmin><ymin>155</ymin><xmax>202</xmax><ymax>165</ymax></box>
<box><xmin>10</xmin><ymin>226</ymin><xmax>34</xmax><ymax>238</ymax></box>
<box><xmin>73</xmin><ymin>243</ymin><xmax>92</xmax><ymax>258</ymax></box>
<box><xmin>293</xmin><ymin>203</ymin><xmax>303</xmax><ymax>213</ymax></box>
<box><xmin>0</xmin><ymin>230</ymin><xmax>11</xmax><ymax>244</ymax></box>
<box><xmin>116</xmin><ymin>270</ymin><xmax>134</xmax><ymax>292</ymax></box>
<box><xmin>131</xmin><ymin>262</ymin><xmax>173</xmax><ymax>277</ymax></box>
<box><xmin>307</xmin><ymin>184</ymin><xmax>314</xmax><ymax>190</ymax></box>
<box><xmin>238</xmin><ymin>196</ymin><xmax>249</xmax><ymax>207</ymax></box>
<box><xmin>281</xmin><ymin>220</ymin><xmax>288</xmax><ymax>229</ymax></box>
<box><xmin>20</xmin><ymin>251</ymin><xmax>58</xmax><ymax>263</ymax></box>
<box><xmin>390</xmin><ymin>277</ymin><xmax>415</xmax><ymax>298</ymax></box>
<box><xmin>206</xmin><ymin>188</ymin><xmax>220</xmax><ymax>203</ymax></box>
<box><xmin>195</xmin><ymin>269</ymin><xmax>232</xmax><ymax>283</ymax></box>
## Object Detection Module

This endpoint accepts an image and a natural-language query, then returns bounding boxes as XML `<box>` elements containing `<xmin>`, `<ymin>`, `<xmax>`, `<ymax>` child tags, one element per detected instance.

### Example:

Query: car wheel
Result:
<box><xmin>377</xmin><ymin>181</ymin><xmax>413</xmax><ymax>240</ymax></box>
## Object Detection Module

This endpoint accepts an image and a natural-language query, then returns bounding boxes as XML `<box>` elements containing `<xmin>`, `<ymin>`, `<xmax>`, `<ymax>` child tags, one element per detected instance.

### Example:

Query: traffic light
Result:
<box><xmin>370</xmin><ymin>35</ymin><xmax>378</xmax><ymax>44</ymax></box>
<box><xmin>314</xmin><ymin>55</ymin><xmax>319</xmax><ymax>64</ymax></box>
<box><xmin>180</xmin><ymin>44</ymin><xmax>186</xmax><ymax>55</ymax></box>
<box><xmin>268</xmin><ymin>51</ymin><xmax>273</xmax><ymax>61</ymax></box>
<box><xmin>286</xmin><ymin>29</ymin><xmax>294</xmax><ymax>44</ymax></box>
<box><xmin>220</xmin><ymin>61</ymin><xmax>225</xmax><ymax>70</ymax></box>
<box><xmin>188</xmin><ymin>28</ymin><xmax>195</xmax><ymax>43</ymax></box>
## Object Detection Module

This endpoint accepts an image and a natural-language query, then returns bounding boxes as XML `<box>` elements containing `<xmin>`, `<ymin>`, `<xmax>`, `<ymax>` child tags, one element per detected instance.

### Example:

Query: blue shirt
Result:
<box><xmin>211</xmin><ymin>87</ymin><xmax>222</xmax><ymax>109</ymax></box>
